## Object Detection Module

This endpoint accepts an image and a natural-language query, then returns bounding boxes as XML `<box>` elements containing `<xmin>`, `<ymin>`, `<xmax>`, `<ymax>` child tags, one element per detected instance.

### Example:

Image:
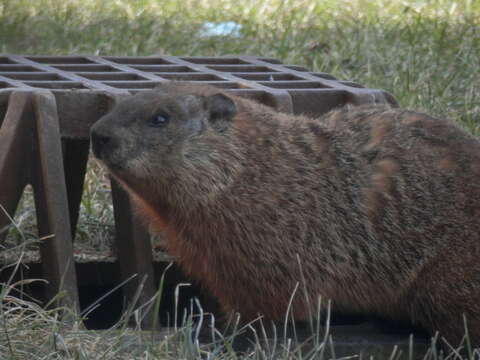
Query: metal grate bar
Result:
<box><xmin>8</xmin><ymin>55</ymin><xmax>125</xmax><ymax>93</ymax></box>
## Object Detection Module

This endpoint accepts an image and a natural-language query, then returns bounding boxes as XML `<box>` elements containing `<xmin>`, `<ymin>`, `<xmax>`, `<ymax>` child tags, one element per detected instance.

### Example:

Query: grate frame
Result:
<box><xmin>0</xmin><ymin>55</ymin><xmax>397</xmax><ymax>126</ymax></box>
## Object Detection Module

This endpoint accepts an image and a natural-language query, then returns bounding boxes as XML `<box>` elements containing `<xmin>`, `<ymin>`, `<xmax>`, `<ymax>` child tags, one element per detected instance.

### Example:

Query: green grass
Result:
<box><xmin>1</xmin><ymin>0</ymin><xmax>480</xmax><ymax>358</ymax></box>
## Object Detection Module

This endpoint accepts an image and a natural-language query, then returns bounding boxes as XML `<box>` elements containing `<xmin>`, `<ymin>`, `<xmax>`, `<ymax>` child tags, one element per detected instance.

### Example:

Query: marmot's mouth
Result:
<box><xmin>91</xmin><ymin>146</ymin><xmax>120</xmax><ymax>171</ymax></box>
<box><xmin>90</xmin><ymin>130</ymin><xmax>127</xmax><ymax>174</ymax></box>
<box><xmin>91</xmin><ymin>131</ymin><xmax>111</xmax><ymax>159</ymax></box>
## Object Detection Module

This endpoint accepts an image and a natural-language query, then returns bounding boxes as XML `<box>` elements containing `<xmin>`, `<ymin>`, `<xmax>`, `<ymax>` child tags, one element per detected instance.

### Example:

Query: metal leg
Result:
<box><xmin>31</xmin><ymin>91</ymin><xmax>79</xmax><ymax>312</ymax></box>
<box><xmin>0</xmin><ymin>91</ymin><xmax>31</xmax><ymax>241</ymax></box>
<box><xmin>110</xmin><ymin>179</ymin><xmax>157</xmax><ymax>328</ymax></box>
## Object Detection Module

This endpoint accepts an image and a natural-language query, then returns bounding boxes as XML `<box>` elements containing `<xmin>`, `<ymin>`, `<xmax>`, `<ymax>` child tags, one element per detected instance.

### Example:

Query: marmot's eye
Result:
<box><xmin>148</xmin><ymin>114</ymin><xmax>169</xmax><ymax>127</ymax></box>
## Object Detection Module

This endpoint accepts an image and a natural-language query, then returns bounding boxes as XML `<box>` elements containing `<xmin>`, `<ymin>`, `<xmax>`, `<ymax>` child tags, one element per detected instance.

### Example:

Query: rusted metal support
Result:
<box><xmin>31</xmin><ymin>91</ymin><xmax>79</xmax><ymax>311</ymax></box>
<box><xmin>0</xmin><ymin>90</ymin><xmax>80</xmax><ymax>312</ymax></box>
<box><xmin>0</xmin><ymin>91</ymin><xmax>31</xmax><ymax>240</ymax></box>
<box><xmin>111</xmin><ymin>179</ymin><xmax>157</xmax><ymax>328</ymax></box>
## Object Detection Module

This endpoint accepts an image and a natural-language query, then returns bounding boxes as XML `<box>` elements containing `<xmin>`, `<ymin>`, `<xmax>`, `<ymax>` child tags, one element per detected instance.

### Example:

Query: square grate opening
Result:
<box><xmin>285</xmin><ymin>65</ymin><xmax>309</xmax><ymax>72</ymax></box>
<box><xmin>156</xmin><ymin>73</ymin><xmax>223</xmax><ymax>81</ymax></box>
<box><xmin>104</xmin><ymin>81</ymin><xmax>162</xmax><ymax>89</ymax></box>
<box><xmin>0</xmin><ymin>57</ymin><xmax>16</xmax><ymax>64</ymax></box>
<box><xmin>204</xmin><ymin>81</ymin><xmax>245</xmax><ymax>89</ymax></box>
<box><xmin>54</xmin><ymin>65</ymin><xmax>117</xmax><ymax>72</ymax></box>
<box><xmin>27</xmin><ymin>56</ymin><xmax>93</xmax><ymax>64</ymax></box>
<box><xmin>77</xmin><ymin>73</ymin><xmax>147</xmax><ymax>81</ymax></box>
<box><xmin>236</xmin><ymin>73</ymin><xmax>303</xmax><ymax>81</ymax></box>
<box><xmin>105</xmin><ymin>57</ymin><xmax>172</xmax><ymax>65</ymax></box>
<box><xmin>208</xmin><ymin>65</ymin><xmax>278</xmax><ymax>73</ymax></box>
<box><xmin>260</xmin><ymin>81</ymin><xmax>330</xmax><ymax>89</ymax></box>
<box><xmin>24</xmin><ymin>81</ymin><xmax>87</xmax><ymax>89</ymax></box>
<box><xmin>310</xmin><ymin>72</ymin><xmax>337</xmax><ymax>80</ymax></box>
<box><xmin>0</xmin><ymin>65</ymin><xmax>39</xmax><ymax>72</ymax></box>
<box><xmin>182</xmin><ymin>57</ymin><xmax>248</xmax><ymax>65</ymax></box>
<box><xmin>1</xmin><ymin>73</ymin><xmax>66</xmax><ymax>81</ymax></box>
<box><xmin>131</xmin><ymin>65</ymin><xmax>197</xmax><ymax>73</ymax></box>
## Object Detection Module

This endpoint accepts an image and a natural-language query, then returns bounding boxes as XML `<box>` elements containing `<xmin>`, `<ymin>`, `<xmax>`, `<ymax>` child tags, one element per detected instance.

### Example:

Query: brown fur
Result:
<box><xmin>91</xmin><ymin>82</ymin><xmax>480</xmax><ymax>347</ymax></box>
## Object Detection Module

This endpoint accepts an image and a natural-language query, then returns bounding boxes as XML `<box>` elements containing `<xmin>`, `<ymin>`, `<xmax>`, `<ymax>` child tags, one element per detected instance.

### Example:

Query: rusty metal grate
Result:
<box><xmin>0</xmin><ymin>55</ymin><xmax>397</xmax><ymax>117</ymax></box>
<box><xmin>0</xmin><ymin>55</ymin><xmax>398</xmax><ymax>326</ymax></box>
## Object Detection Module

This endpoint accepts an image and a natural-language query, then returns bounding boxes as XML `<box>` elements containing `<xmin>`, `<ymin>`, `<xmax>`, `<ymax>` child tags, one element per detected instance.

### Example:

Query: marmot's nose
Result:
<box><xmin>91</xmin><ymin>130</ymin><xmax>111</xmax><ymax>159</ymax></box>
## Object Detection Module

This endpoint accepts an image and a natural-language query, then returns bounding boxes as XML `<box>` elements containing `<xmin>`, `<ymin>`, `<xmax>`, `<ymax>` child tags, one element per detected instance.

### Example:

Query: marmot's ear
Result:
<box><xmin>206</xmin><ymin>93</ymin><xmax>237</xmax><ymax>132</ymax></box>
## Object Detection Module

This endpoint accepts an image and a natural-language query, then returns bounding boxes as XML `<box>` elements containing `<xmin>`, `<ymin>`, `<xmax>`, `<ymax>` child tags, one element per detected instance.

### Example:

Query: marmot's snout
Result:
<box><xmin>90</xmin><ymin>123</ymin><xmax>116</xmax><ymax>161</ymax></box>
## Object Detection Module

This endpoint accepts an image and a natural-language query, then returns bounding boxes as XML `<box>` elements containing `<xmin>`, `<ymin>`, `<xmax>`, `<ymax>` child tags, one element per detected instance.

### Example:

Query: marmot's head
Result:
<box><xmin>91</xmin><ymin>83</ymin><xmax>237</xmax><ymax>189</ymax></box>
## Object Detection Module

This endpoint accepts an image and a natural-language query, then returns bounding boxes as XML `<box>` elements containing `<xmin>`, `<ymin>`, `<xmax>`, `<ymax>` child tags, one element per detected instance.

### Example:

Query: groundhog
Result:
<box><xmin>91</xmin><ymin>82</ymin><xmax>480</xmax><ymax>348</ymax></box>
